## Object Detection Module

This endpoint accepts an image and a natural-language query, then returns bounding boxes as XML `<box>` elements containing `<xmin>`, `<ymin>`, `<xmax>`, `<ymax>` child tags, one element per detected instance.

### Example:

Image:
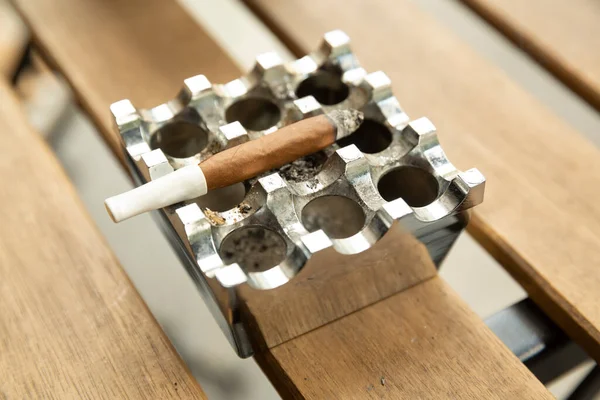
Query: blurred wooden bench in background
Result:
<box><xmin>0</xmin><ymin>78</ymin><xmax>206</xmax><ymax>399</ymax></box>
<box><xmin>461</xmin><ymin>0</ymin><xmax>600</xmax><ymax>112</ymax></box>
<box><xmin>2</xmin><ymin>0</ymin><xmax>599</xmax><ymax>398</ymax></box>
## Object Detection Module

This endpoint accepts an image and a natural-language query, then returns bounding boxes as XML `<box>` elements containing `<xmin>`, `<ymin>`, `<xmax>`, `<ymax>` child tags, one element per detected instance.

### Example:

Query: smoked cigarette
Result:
<box><xmin>105</xmin><ymin>109</ymin><xmax>363</xmax><ymax>223</ymax></box>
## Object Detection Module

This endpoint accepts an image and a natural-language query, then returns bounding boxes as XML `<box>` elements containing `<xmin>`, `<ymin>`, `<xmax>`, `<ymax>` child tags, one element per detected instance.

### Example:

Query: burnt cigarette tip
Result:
<box><xmin>327</xmin><ymin>109</ymin><xmax>364</xmax><ymax>140</ymax></box>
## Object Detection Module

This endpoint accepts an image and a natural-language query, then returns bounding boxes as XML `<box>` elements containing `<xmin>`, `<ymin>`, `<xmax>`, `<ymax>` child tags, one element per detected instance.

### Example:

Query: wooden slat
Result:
<box><xmin>0</xmin><ymin>80</ymin><xmax>205</xmax><ymax>399</ymax></box>
<box><xmin>0</xmin><ymin>1</ymin><xmax>28</xmax><ymax>79</ymax></box>
<box><xmin>12</xmin><ymin>0</ymin><xmax>240</xmax><ymax>167</ymax></box>
<box><xmin>461</xmin><ymin>0</ymin><xmax>600</xmax><ymax>111</ymax></box>
<box><xmin>239</xmin><ymin>227</ymin><xmax>438</xmax><ymax>350</ymax></box>
<box><xmin>256</xmin><ymin>277</ymin><xmax>551</xmax><ymax>399</ymax></box>
<box><xmin>12</xmin><ymin>0</ymin><xmax>551</xmax><ymax>397</ymax></box>
<box><xmin>244</xmin><ymin>0</ymin><xmax>600</xmax><ymax>361</ymax></box>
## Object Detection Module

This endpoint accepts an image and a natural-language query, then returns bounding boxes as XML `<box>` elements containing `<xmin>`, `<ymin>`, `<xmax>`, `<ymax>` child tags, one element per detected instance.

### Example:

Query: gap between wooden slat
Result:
<box><xmin>459</xmin><ymin>0</ymin><xmax>600</xmax><ymax>113</ymax></box>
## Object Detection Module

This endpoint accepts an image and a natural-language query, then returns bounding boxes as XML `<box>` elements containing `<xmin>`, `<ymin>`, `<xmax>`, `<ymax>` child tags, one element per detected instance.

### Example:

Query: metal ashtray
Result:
<box><xmin>111</xmin><ymin>30</ymin><xmax>484</xmax><ymax>357</ymax></box>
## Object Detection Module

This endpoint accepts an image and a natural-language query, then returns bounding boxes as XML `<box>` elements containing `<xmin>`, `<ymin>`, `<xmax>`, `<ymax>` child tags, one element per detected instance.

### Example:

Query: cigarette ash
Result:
<box><xmin>327</xmin><ymin>109</ymin><xmax>364</xmax><ymax>139</ymax></box>
<box><xmin>244</xmin><ymin>151</ymin><xmax>329</xmax><ymax>186</ymax></box>
<box><xmin>228</xmin><ymin>201</ymin><xmax>254</xmax><ymax>223</ymax></box>
<box><xmin>202</xmin><ymin>139</ymin><xmax>223</xmax><ymax>158</ymax></box>
<box><xmin>237</xmin><ymin>202</ymin><xmax>252</xmax><ymax>214</ymax></box>
<box><xmin>203</xmin><ymin>201</ymin><xmax>253</xmax><ymax>225</ymax></box>
<box><xmin>204</xmin><ymin>208</ymin><xmax>225</xmax><ymax>225</ymax></box>
<box><xmin>278</xmin><ymin>151</ymin><xmax>328</xmax><ymax>183</ymax></box>
<box><xmin>219</xmin><ymin>226</ymin><xmax>287</xmax><ymax>272</ymax></box>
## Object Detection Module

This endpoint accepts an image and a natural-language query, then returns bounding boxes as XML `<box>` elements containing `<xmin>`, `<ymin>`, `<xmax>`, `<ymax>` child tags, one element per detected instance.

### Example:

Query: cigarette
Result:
<box><xmin>105</xmin><ymin>109</ymin><xmax>363</xmax><ymax>223</ymax></box>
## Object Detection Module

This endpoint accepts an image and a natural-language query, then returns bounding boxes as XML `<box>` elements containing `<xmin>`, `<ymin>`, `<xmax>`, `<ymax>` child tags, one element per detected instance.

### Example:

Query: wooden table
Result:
<box><xmin>3</xmin><ymin>0</ymin><xmax>599</xmax><ymax>397</ymax></box>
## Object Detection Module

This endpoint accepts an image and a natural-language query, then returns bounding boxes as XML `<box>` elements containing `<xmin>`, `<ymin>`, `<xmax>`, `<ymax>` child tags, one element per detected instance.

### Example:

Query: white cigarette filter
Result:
<box><xmin>104</xmin><ymin>164</ymin><xmax>207</xmax><ymax>223</ymax></box>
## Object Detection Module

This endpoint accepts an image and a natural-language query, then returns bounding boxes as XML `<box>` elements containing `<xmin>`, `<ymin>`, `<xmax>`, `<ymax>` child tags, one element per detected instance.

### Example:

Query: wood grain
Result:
<box><xmin>238</xmin><ymin>227</ymin><xmax>437</xmax><ymax>349</ymax></box>
<box><xmin>460</xmin><ymin>0</ymin><xmax>600</xmax><ymax>111</ymax></box>
<box><xmin>244</xmin><ymin>0</ymin><xmax>600</xmax><ymax>361</ymax></box>
<box><xmin>12</xmin><ymin>0</ymin><xmax>240</xmax><ymax>166</ymax></box>
<box><xmin>0</xmin><ymin>80</ymin><xmax>205</xmax><ymax>399</ymax></box>
<box><xmin>255</xmin><ymin>277</ymin><xmax>552</xmax><ymax>399</ymax></box>
<box><xmin>11</xmin><ymin>0</ymin><xmax>551</xmax><ymax>397</ymax></box>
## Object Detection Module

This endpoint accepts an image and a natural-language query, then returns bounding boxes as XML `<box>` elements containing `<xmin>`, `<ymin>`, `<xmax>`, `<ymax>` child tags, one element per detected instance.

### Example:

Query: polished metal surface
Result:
<box><xmin>113</xmin><ymin>30</ymin><xmax>484</xmax><ymax>356</ymax></box>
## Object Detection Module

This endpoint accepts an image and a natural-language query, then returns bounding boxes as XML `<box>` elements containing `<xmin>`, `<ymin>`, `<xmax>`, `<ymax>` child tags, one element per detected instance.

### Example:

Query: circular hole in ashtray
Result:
<box><xmin>296</xmin><ymin>67</ymin><xmax>350</xmax><ymax>106</ymax></box>
<box><xmin>337</xmin><ymin>119</ymin><xmax>392</xmax><ymax>154</ymax></box>
<box><xmin>377</xmin><ymin>166</ymin><xmax>439</xmax><ymax>207</ymax></box>
<box><xmin>219</xmin><ymin>226</ymin><xmax>287</xmax><ymax>272</ymax></box>
<box><xmin>194</xmin><ymin>182</ymin><xmax>247</xmax><ymax>212</ymax></box>
<box><xmin>150</xmin><ymin>121</ymin><xmax>209</xmax><ymax>158</ymax></box>
<box><xmin>301</xmin><ymin>195</ymin><xmax>365</xmax><ymax>239</ymax></box>
<box><xmin>225</xmin><ymin>97</ymin><xmax>281</xmax><ymax>131</ymax></box>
